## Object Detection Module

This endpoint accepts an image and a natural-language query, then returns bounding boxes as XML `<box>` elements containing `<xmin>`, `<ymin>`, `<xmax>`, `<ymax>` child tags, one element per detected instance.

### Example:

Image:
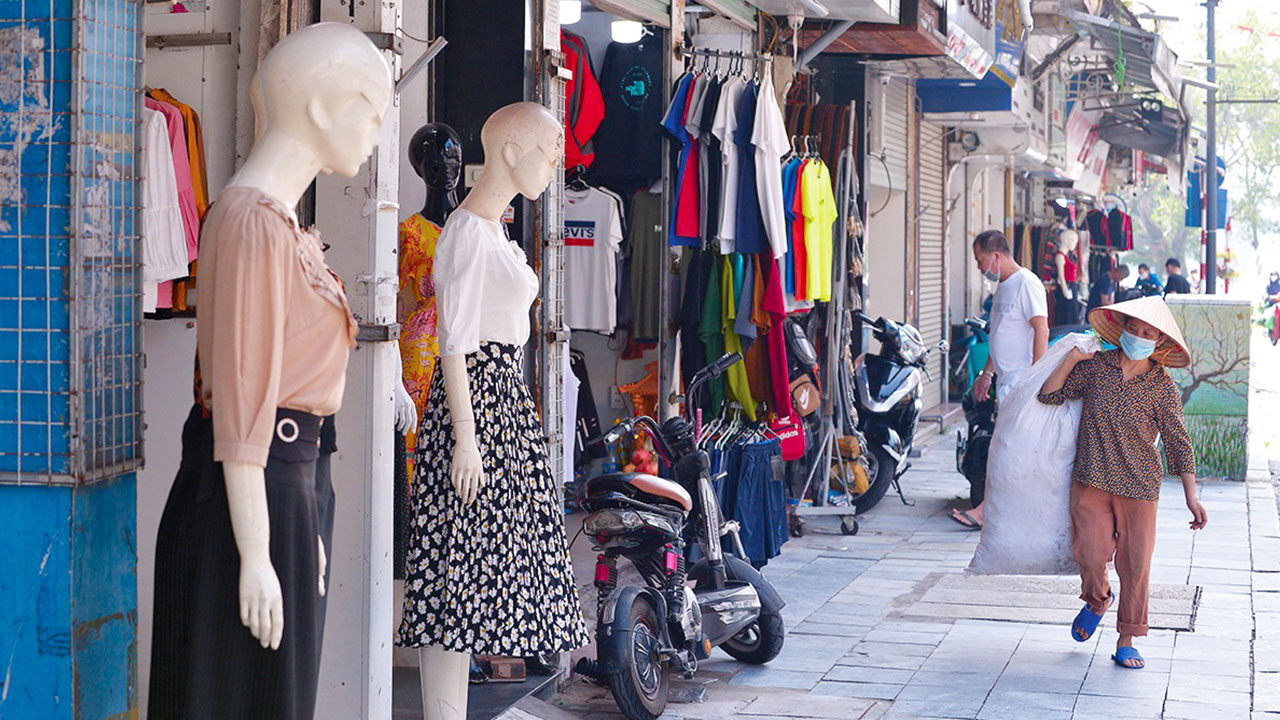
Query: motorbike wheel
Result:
<box><xmin>605</xmin><ymin>595</ymin><xmax>668</xmax><ymax>720</ymax></box>
<box><xmin>720</xmin><ymin>608</ymin><xmax>786</xmax><ymax>665</ymax></box>
<box><xmin>851</xmin><ymin>447</ymin><xmax>895</xmax><ymax>514</ymax></box>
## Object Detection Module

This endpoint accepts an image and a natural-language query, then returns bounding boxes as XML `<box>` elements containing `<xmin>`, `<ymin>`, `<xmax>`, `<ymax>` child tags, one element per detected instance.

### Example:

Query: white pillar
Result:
<box><xmin>315</xmin><ymin>1</ymin><xmax>402</xmax><ymax>717</ymax></box>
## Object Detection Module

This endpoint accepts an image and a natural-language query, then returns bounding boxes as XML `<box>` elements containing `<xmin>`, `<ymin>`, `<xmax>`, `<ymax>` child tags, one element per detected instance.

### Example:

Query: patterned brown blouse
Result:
<box><xmin>1038</xmin><ymin>349</ymin><xmax>1196</xmax><ymax>501</ymax></box>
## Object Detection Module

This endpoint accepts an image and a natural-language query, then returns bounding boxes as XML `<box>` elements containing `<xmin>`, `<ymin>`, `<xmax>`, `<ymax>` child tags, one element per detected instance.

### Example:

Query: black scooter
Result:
<box><xmin>575</xmin><ymin>353</ymin><xmax>786</xmax><ymax>720</ymax></box>
<box><xmin>852</xmin><ymin>313</ymin><xmax>946</xmax><ymax>511</ymax></box>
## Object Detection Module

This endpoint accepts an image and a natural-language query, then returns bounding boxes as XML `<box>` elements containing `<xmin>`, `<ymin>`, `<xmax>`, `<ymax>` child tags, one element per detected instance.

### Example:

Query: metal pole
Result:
<box><xmin>1205</xmin><ymin>0</ymin><xmax>1218</xmax><ymax>294</ymax></box>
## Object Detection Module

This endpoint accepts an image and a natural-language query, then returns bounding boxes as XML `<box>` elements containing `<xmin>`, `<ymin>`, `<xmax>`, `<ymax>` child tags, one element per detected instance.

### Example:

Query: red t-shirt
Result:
<box><xmin>674</xmin><ymin>77</ymin><xmax>701</xmax><ymax>239</ymax></box>
<box><xmin>791</xmin><ymin>160</ymin><xmax>809</xmax><ymax>300</ymax></box>
<box><xmin>761</xmin><ymin>253</ymin><xmax>794</xmax><ymax>417</ymax></box>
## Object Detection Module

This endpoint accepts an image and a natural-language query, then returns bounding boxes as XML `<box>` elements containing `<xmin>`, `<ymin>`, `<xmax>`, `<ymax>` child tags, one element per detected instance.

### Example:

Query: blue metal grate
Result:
<box><xmin>0</xmin><ymin>0</ymin><xmax>143</xmax><ymax>484</ymax></box>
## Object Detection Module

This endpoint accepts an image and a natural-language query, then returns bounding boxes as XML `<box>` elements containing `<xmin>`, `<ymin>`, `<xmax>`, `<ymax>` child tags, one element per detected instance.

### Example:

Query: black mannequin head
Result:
<box><xmin>407</xmin><ymin>122</ymin><xmax>462</xmax><ymax>223</ymax></box>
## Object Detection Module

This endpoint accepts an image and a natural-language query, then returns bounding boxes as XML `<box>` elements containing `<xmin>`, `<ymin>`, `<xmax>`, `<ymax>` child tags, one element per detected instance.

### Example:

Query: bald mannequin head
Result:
<box><xmin>251</xmin><ymin>23</ymin><xmax>393</xmax><ymax>177</ymax></box>
<box><xmin>479</xmin><ymin>102</ymin><xmax>563</xmax><ymax>200</ymax></box>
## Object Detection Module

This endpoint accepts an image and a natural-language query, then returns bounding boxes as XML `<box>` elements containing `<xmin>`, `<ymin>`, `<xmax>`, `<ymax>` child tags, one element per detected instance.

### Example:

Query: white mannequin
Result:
<box><xmin>220</xmin><ymin>22</ymin><xmax>392</xmax><ymax>651</ymax></box>
<box><xmin>1056</xmin><ymin>229</ymin><xmax>1080</xmax><ymax>300</ymax></box>
<box><xmin>419</xmin><ymin>102</ymin><xmax>563</xmax><ymax>720</ymax></box>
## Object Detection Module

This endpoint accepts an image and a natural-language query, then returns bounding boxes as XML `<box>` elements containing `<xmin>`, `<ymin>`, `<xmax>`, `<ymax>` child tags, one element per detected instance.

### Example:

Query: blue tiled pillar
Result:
<box><xmin>0</xmin><ymin>0</ymin><xmax>142</xmax><ymax>715</ymax></box>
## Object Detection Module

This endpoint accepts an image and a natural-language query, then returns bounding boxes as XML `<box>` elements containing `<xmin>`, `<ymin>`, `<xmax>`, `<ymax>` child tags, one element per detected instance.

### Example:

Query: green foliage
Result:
<box><xmin>1216</xmin><ymin>12</ymin><xmax>1280</xmax><ymax>250</ymax></box>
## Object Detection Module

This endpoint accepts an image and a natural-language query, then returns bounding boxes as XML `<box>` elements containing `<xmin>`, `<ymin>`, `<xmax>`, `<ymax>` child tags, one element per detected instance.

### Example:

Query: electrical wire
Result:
<box><xmin>870</xmin><ymin>154</ymin><xmax>894</xmax><ymax>217</ymax></box>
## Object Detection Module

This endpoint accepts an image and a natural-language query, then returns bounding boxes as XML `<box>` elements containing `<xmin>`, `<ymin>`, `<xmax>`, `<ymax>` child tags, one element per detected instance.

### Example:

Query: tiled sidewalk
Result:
<box><xmin>544</xmin><ymin>428</ymin><xmax>1274</xmax><ymax>720</ymax></box>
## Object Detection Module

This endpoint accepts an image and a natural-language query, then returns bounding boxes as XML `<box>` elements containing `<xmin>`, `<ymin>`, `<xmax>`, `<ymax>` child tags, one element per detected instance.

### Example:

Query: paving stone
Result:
<box><xmin>740</xmin><ymin>693</ymin><xmax>877</xmax><ymax>719</ymax></box>
<box><xmin>904</xmin><ymin>669</ymin><xmax>1000</xmax><ymax>688</ymax></box>
<box><xmin>728</xmin><ymin>667</ymin><xmax>824</xmax><ymax>691</ymax></box>
<box><xmin>878</xmin><ymin>699</ymin><xmax>984</xmax><ymax>719</ymax></box>
<box><xmin>896</xmin><ymin>681</ymin><xmax>992</xmax><ymax>705</ymax></box>
<box><xmin>835</xmin><ymin>652</ymin><xmax>929</xmax><ymax>672</ymax></box>
<box><xmin>809</xmin><ymin>680</ymin><xmax>903</xmax><ymax>700</ymax></box>
<box><xmin>976</xmin><ymin>688</ymin><xmax>1075</xmax><ymax>720</ymax></box>
<box><xmin>991</xmin><ymin>671</ymin><xmax>1084</xmax><ymax>695</ymax></box>
<box><xmin>1168</xmin><ymin>669</ymin><xmax>1251</xmax><ymax>694</ymax></box>
<box><xmin>823</xmin><ymin>665</ymin><xmax>916</xmax><ymax>685</ymax></box>
<box><xmin>1164</xmin><ymin>699</ymin><xmax>1257</xmax><ymax>719</ymax></box>
<box><xmin>859</xmin><ymin>629</ymin><xmax>949</xmax><ymax>646</ymax></box>
<box><xmin>792</xmin><ymin>621</ymin><xmax>872</xmax><ymax>638</ymax></box>
<box><xmin>848</xmin><ymin>641</ymin><xmax>937</xmax><ymax>658</ymax></box>
<box><xmin>1164</xmin><ymin>684</ymin><xmax>1251</xmax><ymax>708</ymax></box>
<box><xmin>1069</xmin><ymin>692</ymin><xmax>1164</xmax><ymax>719</ymax></box>
<box><xmin>1080</xmin><ymin>667</ymin><xmax>1173</xmax><ymax>699</ymax></box>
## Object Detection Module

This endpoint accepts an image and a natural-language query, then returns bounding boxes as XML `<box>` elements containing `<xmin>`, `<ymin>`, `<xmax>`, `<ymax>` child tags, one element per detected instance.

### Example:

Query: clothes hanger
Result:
<box><xmin>566</xmin><ymin>165</ymin><xmax>590</xmax><ymax>192</ymax></box>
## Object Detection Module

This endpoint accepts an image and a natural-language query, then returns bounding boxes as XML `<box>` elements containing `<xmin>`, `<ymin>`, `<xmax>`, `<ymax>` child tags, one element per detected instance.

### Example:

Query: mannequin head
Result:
<box><xmin>252</xmin><ymin>23</ymin><xmax>393</xmax><ymax>178</ymax></box>
<box><xmin>479</xmin><ymin>102</ymin><xmax>563</xmax><ymax>199</ymax></box>
<box><xmin>1058</xmin><ymin>229</ymin><xmax>1079</xmax><ymax>253</ymax></box>
<box><xmin>409</xmin><ymin>123</ymin><xmax>463</xmax><ymax>193</ymax></box>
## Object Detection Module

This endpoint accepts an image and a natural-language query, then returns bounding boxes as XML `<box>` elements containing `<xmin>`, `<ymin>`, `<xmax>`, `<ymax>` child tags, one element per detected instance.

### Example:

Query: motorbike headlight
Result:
<box><xmin>585</xmin><ymin>509</ymin><xmax>643</xmax><ymax>535</ymax></box>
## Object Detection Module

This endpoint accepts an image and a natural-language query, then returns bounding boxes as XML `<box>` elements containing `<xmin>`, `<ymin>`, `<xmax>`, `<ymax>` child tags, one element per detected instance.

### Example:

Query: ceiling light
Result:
<box><xmin>611</xmin><ymin>19</ymin><xmax>643</xmax><ymax>43</ymax></box>
<box><xmin>560</xmin><ymin>0</ymin><xmax>581</xmax><ymax>25</ymax></box>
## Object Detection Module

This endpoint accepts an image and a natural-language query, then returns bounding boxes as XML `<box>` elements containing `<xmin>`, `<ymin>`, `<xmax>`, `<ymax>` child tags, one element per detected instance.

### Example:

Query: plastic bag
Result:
<box><xmin>967</xmin><ymin>333</ymin><xmax>1101</xmax><ymax>576</ymax></box>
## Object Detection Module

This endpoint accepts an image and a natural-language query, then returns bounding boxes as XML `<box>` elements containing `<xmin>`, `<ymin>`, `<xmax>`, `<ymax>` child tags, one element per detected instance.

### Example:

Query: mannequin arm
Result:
<box><xmin>439</xmin><ymin>354</ymin><xmax>485</xmax><ymax>504</ymax></box>
<box><xmin>223</xmin><ymin>460</ymin><xmax>285</xmax><ymax>650</ymax></box>
<box><xmin>393</xmin><ymin>343</ymin><xmax>418</xmax><ymax>435</ymax></box>
<box><xmin>1056</xmin><ymin>254</ymin><xmax>1072</xmax><ymax>299</ymax></box>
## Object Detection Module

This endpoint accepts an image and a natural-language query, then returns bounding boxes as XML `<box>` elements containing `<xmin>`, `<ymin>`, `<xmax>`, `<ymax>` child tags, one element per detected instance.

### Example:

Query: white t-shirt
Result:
<box><xmin>988</xmin><ymin>267</ymin><xmax>1048</xmax><ymax>395</ymax></box>
<box><xmin>752</xmin><ymin>72</ymin><xmax>791</xmax><ymax>259</ymax></box>
<box><xmin>564</xmin><ymin>187</ymin><xmax>624</xmax><ymax>332</ymax></box>
<box><xmin>434</xmin><ymin>209</ymin><xmax>540</xmax><ymax>356</ymax></box>
<box><xmin>712</xmin><ymin>77</ymin><xmax>746</xmax><ymax>254</ymax></box>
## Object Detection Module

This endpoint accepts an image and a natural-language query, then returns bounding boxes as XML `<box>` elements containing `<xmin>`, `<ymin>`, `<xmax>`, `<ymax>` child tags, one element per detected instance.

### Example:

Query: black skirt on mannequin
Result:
<box><xmin>149</xmin><ymin>404</ymin><xmax>323</xmax><ymax>720</ymax></box>
<box><xmin>1055</xmin><ymin>284</ymin><xmax>1082</xmax><ymax>326</ymax></box>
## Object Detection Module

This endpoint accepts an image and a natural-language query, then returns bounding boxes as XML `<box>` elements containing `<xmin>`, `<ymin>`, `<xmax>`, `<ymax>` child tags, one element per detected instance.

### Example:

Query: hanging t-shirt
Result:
<box><xmin>565</xmin><ymin>187</ymin><xmax>624</xmax><ymax>332</ymax></box>
<box><xmin>733</xmin><ymin>82</ymin><xmax>768</xmax><ymax>255</ymax></box>
<box><xmin>628</xmin><ymin>189</ymin><xmax>664</xmax><ymax>341</ymax></box>
<box><xmin>562</xmin><ymin>30</ymin><xmax>605</xmax><ymax>170</ymax></box>
<box><xmin>752</xmin><ymin>73</ymin><xmax>791</xmax><ymax>259</ymax></box>
<box><xmin>791</xmin><ymin>159</ymin><xmax>809</xmax><ymax>300</ymax></box>
<box><xmin>712</xmin><ymin>77</ymin><xmax>746</xmax><ymax>254</ymax></box>
<box><xmin>697</xmin><ymin>78</ymin><xmax>723</xmax><ymax>248</ymax></box>
<box><xmin>662</xmin><ymin>73</ymin><xmax>700</xmax><ymax>246</ymax></box>
<box><xmin>781</xmin><ymin>158</ymin><xmax>801</xmax><ymax>295</ymax></box>
<box><xmin>721</xmin><ymin>257</ymin><xmax>756</xmax><ymax>421</ymax></box>
<box><xmin>801</xmin><ymin>160</ymin><xmax>838</xmax><ymax>301</ymax></box>
<box><xmin>593</xmin><ymin>38</ymin><xmax>664</xmax><ymax>187</ymax></box>
<box><xmin>761</xmin><ymin>256</ymin><xmax>793</xmax><ymax>417</ymax></box>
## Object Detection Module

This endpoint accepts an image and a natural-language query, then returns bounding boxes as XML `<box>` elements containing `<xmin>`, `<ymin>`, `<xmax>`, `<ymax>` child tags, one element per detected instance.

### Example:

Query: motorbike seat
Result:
<box><xmin>586</xmin><ymin>473</ymin><xmax>693</xmax><ymax>512</ymax></box>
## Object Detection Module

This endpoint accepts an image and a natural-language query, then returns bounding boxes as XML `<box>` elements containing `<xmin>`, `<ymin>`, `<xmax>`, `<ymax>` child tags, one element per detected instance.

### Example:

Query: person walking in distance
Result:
<box><xmin>950</xmin><ymin>230</ymin><xmax>1049</xmax><ymax>530</ymax></box>
<box><xmin>1038</xmin><ymin>297</ymin><xmax>1205</xmax><ymax>669</ymax></box>
<box><xmin>1164</xmin><ymin>258</ymin><xmax>1192</xmax><ymax>295</ymax></box>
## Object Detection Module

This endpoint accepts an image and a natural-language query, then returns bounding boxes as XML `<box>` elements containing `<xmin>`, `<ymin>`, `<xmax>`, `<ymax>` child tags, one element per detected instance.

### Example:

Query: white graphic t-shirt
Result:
<box><xmin>565</xmin><ymin>187</ymin><xmax>625</xmax><ymax>332</ymax></box>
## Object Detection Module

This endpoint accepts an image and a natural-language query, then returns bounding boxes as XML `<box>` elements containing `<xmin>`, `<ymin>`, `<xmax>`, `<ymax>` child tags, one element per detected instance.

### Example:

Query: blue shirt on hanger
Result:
<box><xmin>732</xmin><ymin>82</ymin><xmax>768</xmax><ymax>255</ymax></box>
<box><xmin>662</xmin><ymin>73</ymin><xmax>698</xmax><ymax>247</ymax></box>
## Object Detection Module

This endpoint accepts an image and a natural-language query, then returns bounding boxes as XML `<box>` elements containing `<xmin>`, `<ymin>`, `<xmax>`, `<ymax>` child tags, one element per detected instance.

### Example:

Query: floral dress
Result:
<box><xmin>398</xmin><ymin>214</ymin><xmax>441</xmax><ymax>474</ymax></box>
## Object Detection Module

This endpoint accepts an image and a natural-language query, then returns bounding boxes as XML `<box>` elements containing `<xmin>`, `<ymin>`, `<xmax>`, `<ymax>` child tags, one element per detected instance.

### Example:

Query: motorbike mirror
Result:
<box><xmin>936</xmin><ymin>340</ymin><xmax>950</xmax><ymax>352</ymax></box>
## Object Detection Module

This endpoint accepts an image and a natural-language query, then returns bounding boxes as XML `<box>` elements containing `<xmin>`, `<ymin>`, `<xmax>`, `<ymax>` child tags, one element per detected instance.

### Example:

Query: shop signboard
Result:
<box><xmin>1047</xmin><ymin>71</ymin><xmax>1067</xmax><ymax>169</ymax></box>
<box><xmin>946</xmin><ymin>0</ymin><xmax>996</xmax><ymax>78</ymax></box>
<box><xmin>1065</xmin><ymin>107</ymin><xmax>1098</xmax><ymax>181</ymax></box>
<box><xmin>989</xmin><ymin>20</ymin><xmax>1023</xmax><ymax>86</ymax></box>
<box><xmin>1075</xmin><ymin>137</ymin><xmax>1110</xmax><ymax>197</ymax></box>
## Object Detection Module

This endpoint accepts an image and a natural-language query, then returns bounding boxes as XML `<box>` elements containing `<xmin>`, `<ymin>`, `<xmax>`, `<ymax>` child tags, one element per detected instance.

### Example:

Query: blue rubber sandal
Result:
<box><xmin>1112</xmin><ymin>646</ymin><xmax>1145</xmax><ymax>669</ymax></box>
<box><xmin>1070</xmin><ymin>593</ymin><xmax>1114</xmax><ymax>643</ymax></box>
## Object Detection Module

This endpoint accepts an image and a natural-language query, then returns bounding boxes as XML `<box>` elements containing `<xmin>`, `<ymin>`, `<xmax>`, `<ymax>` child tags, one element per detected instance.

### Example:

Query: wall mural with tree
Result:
<box><xmin>1166</xmin><ymin>297</ymin><xmax>1251</xmax><ymax>479</ymax></box>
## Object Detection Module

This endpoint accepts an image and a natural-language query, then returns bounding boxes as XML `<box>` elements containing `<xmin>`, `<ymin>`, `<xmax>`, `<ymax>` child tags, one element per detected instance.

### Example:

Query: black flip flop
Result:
<box><xmin>949</xmin><ymin>509</ymin><xmax>982</xmax><ymax>530</ymax></box>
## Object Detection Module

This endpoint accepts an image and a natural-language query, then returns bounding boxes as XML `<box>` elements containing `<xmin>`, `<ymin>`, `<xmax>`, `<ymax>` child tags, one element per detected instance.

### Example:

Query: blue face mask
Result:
<box><xmin>1119</xmin><ymin>331</ymin><xmax>1157</xmax><ymax>361</ymax></box>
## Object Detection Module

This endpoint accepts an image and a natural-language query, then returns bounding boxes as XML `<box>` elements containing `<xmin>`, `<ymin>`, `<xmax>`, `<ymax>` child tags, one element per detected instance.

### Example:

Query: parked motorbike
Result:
<box><xmin>851</xmin><ymin>313</ymin><xmax>947</xmax><ymax>512</ymax></box>
<box><xmin>948</xmin><ymin>316</ymin><xmax>989</xmax><ymax>402</ymax></box>
<box><xmin>955</xmin><ymin>388</ymin><xmax>996</xmax><ymax>507</ymax></box>
<box><xmin>575</xmin><ymin>352</ymin><xmax>786</xmax><ymax>720</ymax></box>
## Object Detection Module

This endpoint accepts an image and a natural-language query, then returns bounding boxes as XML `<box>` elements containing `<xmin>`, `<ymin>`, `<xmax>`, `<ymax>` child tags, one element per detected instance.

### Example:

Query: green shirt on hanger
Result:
<box><xmin>721</xmin><ymin>255</ymin><xmax>756</xmax><ymax>421</ymax></box>
<box><xmin>698</xmin><ymin>255</ymin><xmax>726</xmax><ymax>414</ymax></box>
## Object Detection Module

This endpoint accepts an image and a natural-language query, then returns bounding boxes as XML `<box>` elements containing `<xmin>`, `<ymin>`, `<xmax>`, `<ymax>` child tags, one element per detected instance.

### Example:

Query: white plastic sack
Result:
<box><xmin>967</xmin><ymin>333</ymin><xmax>1101</xmax><ymax>576</ymax></box>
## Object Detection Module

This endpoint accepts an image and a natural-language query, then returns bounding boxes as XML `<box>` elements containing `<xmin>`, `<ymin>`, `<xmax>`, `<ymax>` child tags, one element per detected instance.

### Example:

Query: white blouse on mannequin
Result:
<box><xmin>433</xmin><ymin>208</ymin><xmax>539</xmax><ymax>357</ymax></box>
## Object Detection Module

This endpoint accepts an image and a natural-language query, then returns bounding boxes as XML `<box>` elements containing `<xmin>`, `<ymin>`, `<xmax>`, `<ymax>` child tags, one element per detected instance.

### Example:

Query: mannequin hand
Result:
<box><xmin>450</xmin><ymin>421</ymin><xmax>485</xmax><ymax>505</ymax></box>
<box><xmin>238</xmin><ymin>543</ymin><xmax>285</xmax><ymax>650</ymax></box>
<box><xmin>318</xmin><ymin>536</ymin><xmax>327</xmax><ymax>597</ymax></box>
<box><xmin>395</xmin><ymin>381</ymin><xmax>417</xmax><ymax>435</ymax></box>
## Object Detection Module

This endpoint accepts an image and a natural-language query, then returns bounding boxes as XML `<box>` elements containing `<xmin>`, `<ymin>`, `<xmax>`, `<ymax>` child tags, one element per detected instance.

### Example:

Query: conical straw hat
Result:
<box><xmin>1087</xmin><ymin>296</ymin><xmax>1191</xmax><ymax>368</ymax></box>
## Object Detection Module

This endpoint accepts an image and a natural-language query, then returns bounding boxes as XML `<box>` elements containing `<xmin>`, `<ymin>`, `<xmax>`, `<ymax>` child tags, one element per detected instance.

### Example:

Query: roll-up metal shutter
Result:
<box><xmin>917</xmin><ymin>119</ymin><xmax>946</xmax><ymax>410</ymax></box>
<box><xmin>868</xmin><ymin>74</ymin><xmax>910</xmax><ymax>191</ymax></box>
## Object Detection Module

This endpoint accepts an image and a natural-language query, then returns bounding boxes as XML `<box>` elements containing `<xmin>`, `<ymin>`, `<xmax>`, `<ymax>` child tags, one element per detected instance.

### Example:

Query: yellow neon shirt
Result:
<box><xmin>801</xmin><ymin>160</ymin><xmax>839</xmax><ymax>301</ymax></box>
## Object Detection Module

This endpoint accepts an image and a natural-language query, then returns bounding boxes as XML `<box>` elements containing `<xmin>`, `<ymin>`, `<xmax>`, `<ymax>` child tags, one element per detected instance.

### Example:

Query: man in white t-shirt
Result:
<box><xmin>951</xmin><ymin>229</ymin><xmax>1048</xmax><ymax>530</ymax></box>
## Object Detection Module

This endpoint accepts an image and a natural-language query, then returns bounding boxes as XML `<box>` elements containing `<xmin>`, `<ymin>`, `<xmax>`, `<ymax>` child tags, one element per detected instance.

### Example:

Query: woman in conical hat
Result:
<box><xmin>1037</xmin><ymin>296</ymin><xmax>1206</xmax><ymax>670</ymax></box>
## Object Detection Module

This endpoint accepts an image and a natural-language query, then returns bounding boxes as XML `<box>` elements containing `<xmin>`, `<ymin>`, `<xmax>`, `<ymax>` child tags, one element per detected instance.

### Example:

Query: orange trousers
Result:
<box><xmin>1070</xmin><ymin>482</ymin><xmax>1159</xmax><ymax>637</ymax></box>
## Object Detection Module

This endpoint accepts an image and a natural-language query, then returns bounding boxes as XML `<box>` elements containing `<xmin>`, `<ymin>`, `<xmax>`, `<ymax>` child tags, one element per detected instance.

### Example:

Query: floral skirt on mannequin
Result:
<box><xmin>396</xmin><ymin>342</ymin><xmax>588</xmax><ymax>655</ymax></box>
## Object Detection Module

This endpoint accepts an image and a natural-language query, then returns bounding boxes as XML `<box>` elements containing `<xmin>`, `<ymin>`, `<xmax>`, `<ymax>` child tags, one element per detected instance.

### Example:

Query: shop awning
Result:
<box><xmin>588</xmin><ymin>0</ymin><xmax>671</xmax><ymax>27</ymax></box>
<box><xmin>1063</xmin><ymin>11</ymin><xmax>1184</xmax><ymax>106</ymax></box>
<box><xmin>917</xmin><ymin>73</ymin><xmax>1014</xmax><ymax>113</ymax></box>
<box><xmin>1094</xmin><ymin>101</ymin><xmax>1183</xmax><ymax>160</ymax></box>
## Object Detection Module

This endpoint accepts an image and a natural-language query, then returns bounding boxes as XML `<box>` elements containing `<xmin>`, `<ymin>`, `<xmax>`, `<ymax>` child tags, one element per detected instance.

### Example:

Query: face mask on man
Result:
<box><xmin>982</xmin><ymin>253</ymin><xmax>1002</xmax><ymax>283</ymax></box>
<box><xmin>1119</xmin><ymin>331</ymin><xmax>1157</xmax><ymax>362</ymax></box>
